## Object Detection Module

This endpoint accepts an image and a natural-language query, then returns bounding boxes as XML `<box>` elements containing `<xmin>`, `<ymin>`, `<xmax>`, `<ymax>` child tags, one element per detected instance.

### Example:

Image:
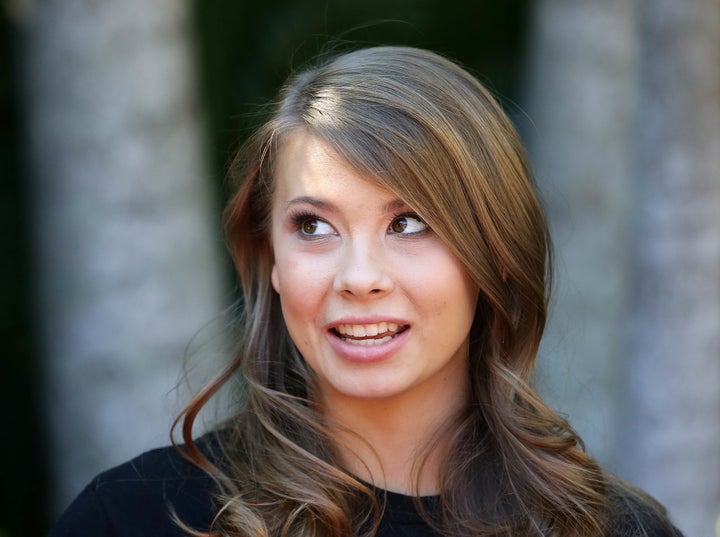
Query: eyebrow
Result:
<box><xmin>285</xmin><ymin>196</ymin><xmax>410</xmax><ymax>214</ymax></box>
<box><xmin>285</xmin><ymin>196</ymin><xmax>339</xmax><ymax>212</ymax></box>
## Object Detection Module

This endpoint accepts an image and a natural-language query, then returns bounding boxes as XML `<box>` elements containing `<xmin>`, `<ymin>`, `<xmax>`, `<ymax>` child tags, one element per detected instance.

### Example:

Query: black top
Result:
<box><xmin>48</xmin><ymin>440</ymin><xmax>683</xmax><ymax>537</ymax></box>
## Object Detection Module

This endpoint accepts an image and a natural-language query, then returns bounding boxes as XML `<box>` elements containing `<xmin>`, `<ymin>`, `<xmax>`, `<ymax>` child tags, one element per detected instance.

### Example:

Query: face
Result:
<box><xmin>270</xmin><ymin>133</ymin><xmax>478</xmax><ymax>406</ymax></box>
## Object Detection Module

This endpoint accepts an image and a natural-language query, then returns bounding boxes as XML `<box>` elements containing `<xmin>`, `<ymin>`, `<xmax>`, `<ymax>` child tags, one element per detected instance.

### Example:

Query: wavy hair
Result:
<box><xmin>177</xmin><ymin>46</ymin><xmax>612</xmax><ymax>536</ymax></box>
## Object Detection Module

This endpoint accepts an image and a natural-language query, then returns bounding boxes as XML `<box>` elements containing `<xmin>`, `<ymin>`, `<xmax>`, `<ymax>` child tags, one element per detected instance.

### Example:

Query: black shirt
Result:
<box><xmin>48</xmin><ymin>441</ymin><xmax>440</xmax><ymax>537</ymax></box>
<box><xmin>48</xmin><ymin>442</ymin><xmax>683</xmax><ymax>537</ymax></box>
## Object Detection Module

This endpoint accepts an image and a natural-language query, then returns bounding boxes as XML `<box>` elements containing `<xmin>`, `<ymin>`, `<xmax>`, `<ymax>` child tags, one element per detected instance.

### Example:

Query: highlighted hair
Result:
<box><xmin>177</xmin><ymin>46</ymin><xmax>610</xmax><ymax>536</ymax></box>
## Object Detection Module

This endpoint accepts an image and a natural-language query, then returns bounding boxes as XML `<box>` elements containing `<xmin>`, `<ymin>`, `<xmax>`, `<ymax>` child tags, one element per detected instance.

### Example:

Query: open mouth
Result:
<box><xmin>332</xmin><ymin>322</ymin><xmax>409</xmax><ymax>346</ymax></box>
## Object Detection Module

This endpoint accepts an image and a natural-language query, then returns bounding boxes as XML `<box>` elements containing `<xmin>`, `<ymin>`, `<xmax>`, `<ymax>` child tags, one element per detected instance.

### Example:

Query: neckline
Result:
<box><xmin>354</xmin><ymin>474</ymin><xmax>440</xmax><ymax>498</ymax></box>
<box><xmin>369</xmin><ymin>484</ymin><xmax>440</xmax><ymax>523</ymax></box>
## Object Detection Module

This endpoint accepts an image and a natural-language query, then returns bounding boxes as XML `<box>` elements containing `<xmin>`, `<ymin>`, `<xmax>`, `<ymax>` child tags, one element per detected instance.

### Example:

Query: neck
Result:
<box><xmin>320</xmin><ymin>367</ymin><xmax>469</xmax><ymax>495</ymax></box>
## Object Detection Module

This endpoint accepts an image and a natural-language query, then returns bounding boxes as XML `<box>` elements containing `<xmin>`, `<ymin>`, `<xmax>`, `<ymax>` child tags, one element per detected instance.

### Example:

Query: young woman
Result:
<box><xmin>49</xmin><ymin>46</ymin><xmax>683</xmax><ymax>537</ymax></box>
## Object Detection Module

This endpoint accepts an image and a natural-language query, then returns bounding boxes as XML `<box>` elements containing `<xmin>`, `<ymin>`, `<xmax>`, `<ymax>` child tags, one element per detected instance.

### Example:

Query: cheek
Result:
<box><xmin>424</xmin><ymin>257</ymin><xmax>478</xmax><ymax>320</ymax></box>
<box><xmin>273</xmin><ymin>259</ymin><xmax>333</xmax><ymax>356</ymax></box>
<box><xmin>272</xmin><ymin>253</ymin><xmax>333</xmax><ymax>312</ymax></box>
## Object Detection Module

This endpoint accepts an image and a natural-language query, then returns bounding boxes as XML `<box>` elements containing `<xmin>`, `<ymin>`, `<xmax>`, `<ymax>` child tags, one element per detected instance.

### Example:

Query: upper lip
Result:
<box><xmin>328</xmin><ymin>316</ymin><xmax>410</xmax><ymax>327</ymax></box>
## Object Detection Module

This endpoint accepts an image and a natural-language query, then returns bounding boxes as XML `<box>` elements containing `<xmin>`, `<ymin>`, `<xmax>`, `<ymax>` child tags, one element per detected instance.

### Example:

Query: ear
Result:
<box><xmin>271</xmin><ymin>263</ymin><xmax>280</xmax><ymax>294</ymax></box>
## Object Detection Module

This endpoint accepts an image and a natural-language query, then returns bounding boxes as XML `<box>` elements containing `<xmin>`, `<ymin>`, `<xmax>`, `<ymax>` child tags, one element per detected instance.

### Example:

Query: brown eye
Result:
<box><xmin>389</xmin><ymin>214</ymin><xmax>427</xmax><ymax>235</ymax></box>
<box><xmin>390</xmin><ymin>218</ymin><xmax>407</xmax><ymax>233</ymax></box>
<box><xmin>301</xmin><ymin>220</ymin><xmax>318</xmax><ymax>235</ymax></box>
<box><xmin>295</xmin><ymin>216</ymin><xmax>334</xmax><ymax>237</ymax></box>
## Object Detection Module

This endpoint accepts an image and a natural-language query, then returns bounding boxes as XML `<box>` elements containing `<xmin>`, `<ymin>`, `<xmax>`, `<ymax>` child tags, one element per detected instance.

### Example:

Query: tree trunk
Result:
<box><xmin>526</xmin><ymin>0</ymin><xmax>720</xmax><ymax>534</ymax></box>
<box><xmin>623</xmin><ymin>0</ymin><xmax>720</xmax><ymax>535</ymax></box>
<box><xmin>523</xmin><ymin>0</ymin><xmax>637</xmax><ymax>470</ymax></box>
<box><xmin>23</xmin><ymin>0</ymin><xmax>226</xmax><ymax>512</ymax></box>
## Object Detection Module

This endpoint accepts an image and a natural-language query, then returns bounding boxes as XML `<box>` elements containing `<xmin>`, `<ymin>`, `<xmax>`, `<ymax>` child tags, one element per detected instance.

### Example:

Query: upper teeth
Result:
<box><xmin>336</xmin><ymin>322</ymin><xmax>400</xmax><ymax>338</ymax></box>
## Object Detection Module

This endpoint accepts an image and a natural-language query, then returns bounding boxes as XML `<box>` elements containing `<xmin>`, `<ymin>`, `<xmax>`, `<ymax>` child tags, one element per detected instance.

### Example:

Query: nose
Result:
<box><xmin>333</xmin><ymin>240</ymin><xmax>393</xmax><ymax>298</ymax></box>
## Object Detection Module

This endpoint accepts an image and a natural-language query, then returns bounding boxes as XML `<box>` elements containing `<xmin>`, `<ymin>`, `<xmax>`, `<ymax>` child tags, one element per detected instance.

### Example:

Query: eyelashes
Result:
<box><xmin>289</xmin><ymin>210</ymin><xmax>321</xmax><ymax>229</ymax></box>
<box><xmin>289</xmin><ymin>211</ymin><xmax>335</xmax><ymax>237</ymax></box>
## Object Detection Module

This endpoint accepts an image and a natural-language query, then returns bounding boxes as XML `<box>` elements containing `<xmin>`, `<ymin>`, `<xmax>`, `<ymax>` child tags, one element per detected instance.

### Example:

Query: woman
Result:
<box><xmin>50</xmin><ymin>46</ymin><xmax>682</xmax><ymax>537</ymax></box>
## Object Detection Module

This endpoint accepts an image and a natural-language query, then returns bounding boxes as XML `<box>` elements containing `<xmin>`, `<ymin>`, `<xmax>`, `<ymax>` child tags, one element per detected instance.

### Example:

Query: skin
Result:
<box><xmin>270</xmin><ymin>133</ymin><xmax>478</xmax><ymax>493</ymax></box>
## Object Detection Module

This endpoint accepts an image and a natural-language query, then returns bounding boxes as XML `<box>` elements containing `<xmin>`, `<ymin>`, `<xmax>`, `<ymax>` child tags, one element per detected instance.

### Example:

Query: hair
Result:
<box><xmin>174</xmin><ymin>46</ymin><xmax>665</xmax><ymax>537</ymax></box>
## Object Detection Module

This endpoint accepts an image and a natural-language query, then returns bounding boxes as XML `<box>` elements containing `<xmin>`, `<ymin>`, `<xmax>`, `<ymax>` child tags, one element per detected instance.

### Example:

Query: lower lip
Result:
<box><xmin>327</xmin><ymin>327</ymin><xmax>410</xmax><ymax>363</ymax></box>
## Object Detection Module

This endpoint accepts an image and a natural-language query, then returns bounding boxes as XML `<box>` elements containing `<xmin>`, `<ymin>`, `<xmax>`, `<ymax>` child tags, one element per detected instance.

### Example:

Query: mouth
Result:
<box><xmin>331</xmin><ymin>321</ymin><xmax>409</xmax><ymax>346</ymax></box>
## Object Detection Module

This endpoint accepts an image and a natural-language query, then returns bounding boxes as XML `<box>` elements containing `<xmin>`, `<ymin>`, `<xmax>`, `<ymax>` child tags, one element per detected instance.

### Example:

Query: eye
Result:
<box><xmin>292</xmin><ymin>213</ymin><xmax>335</xmax><ymax>237</ymax></box>
<box><xmin>389</xmin><ymin>213</ymin><xmax>428</xmax><ymax>235</ymax></box>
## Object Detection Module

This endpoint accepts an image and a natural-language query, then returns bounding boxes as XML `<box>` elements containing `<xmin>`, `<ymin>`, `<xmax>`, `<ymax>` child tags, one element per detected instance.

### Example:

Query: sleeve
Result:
<box><xmin>46</xmin><ymin>443</ymin><xmax>219</xmax><ymax>537</ymax></box>
<box><xmin>608</xmin><ymin>491</ymin><xmax>685</xmax><ymax>537</ymax></box>
<box><xmin>47</xmin><ymin>480</ymin><xmax>114</xmax><ymax>537</ymax></box>
<box><xmin>611</xmin><ymin>512</ymin><xmax>685</xmax><ymax>537</ymax></box>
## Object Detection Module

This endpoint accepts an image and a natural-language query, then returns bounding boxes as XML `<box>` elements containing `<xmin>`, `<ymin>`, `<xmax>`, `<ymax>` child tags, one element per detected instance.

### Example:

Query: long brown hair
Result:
<box><xmin>177</xmin><ymin>46</ymin><xmax>609</xmax><ymax>536</ymax></box>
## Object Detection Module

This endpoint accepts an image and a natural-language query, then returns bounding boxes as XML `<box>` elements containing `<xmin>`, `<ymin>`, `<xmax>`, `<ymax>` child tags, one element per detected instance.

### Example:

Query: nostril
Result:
<box><xmin>333</xmin><ymin>254</ymin><xmax>393</xmax><ymax>296</ymax></box>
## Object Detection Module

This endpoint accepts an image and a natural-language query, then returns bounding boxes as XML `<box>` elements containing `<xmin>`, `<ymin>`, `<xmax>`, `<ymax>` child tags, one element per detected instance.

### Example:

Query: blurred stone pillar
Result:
<box><xmin>23</xmin><ymin>0</ymin><xmax>226</xmax><ymax>511</ymax></box>
<box><xmin>623</xmin><ymin>0</ymin><xmax>720</xmax><ymax>535</ymax></box>
<box><xmin>523</xmin><ymin>0</ymin><xmax>637</xmax><ymax>470</ymax></box>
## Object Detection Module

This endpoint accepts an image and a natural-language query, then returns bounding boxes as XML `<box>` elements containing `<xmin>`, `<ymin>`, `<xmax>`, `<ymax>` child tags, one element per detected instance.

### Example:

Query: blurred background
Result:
<box><xmin>1</xmin><ymin>1</ymin><xmax>718</xmax><ymax>536</ymax></box>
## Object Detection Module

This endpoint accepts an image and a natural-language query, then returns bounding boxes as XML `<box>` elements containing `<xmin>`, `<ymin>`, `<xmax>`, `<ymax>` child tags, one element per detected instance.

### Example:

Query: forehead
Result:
<box><xmin>272</xmin><ymin>132</ymin><xmax>401</xmax><ymax>208</ymax></box>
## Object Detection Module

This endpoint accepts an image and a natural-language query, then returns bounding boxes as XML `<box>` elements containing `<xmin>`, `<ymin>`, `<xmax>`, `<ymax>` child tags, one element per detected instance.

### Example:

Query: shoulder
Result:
<box><xmin>606</xmin><ymin>479</ymin><xmax>685</xmax><ymax>537</ymax></box>
<box><xmin>48</xmin><ymin>435</ymin><xmax>220</xmax><ymax>537</ymax></box>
